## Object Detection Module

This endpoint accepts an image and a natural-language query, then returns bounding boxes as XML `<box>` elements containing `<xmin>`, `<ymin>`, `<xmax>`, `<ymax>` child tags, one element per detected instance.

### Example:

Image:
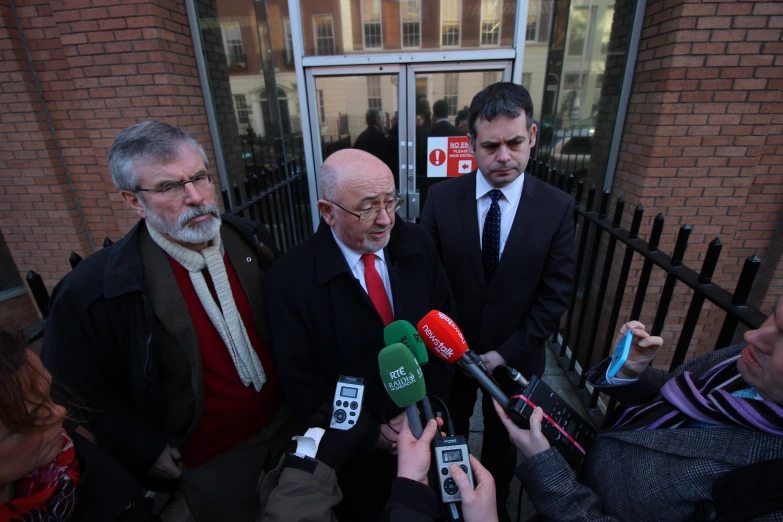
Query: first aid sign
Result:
<box><xmin>427</xmin><ymin>137</ymin><xmax>476</xmax><ymax>178</ymax></box>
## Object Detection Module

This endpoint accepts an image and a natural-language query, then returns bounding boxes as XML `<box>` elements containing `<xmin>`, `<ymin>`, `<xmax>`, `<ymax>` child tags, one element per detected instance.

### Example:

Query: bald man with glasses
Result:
<box><xmin>265</xmin><ymin>149</ymin><xmax>456</xmax><ymax>522</ymax></box>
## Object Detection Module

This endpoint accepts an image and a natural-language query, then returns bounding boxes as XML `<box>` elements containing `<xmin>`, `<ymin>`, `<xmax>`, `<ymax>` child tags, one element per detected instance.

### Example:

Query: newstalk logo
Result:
<box><xmin>421</xmin><ymin>324</ymin><xmax>455</xmax><ymax>360</ymax></box>
<box><xmin>437</xmin><ymin>312</ymin><xmax>466</xmax><ymax>346</ymax></box>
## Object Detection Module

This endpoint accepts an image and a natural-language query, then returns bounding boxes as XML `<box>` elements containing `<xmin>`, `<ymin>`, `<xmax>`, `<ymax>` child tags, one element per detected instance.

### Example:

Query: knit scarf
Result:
<box><xmin>148</xmin><ymin>225</ymin><xmax>266</xmax><ymax>391</ymax></box>
<box><xmin>611</xmin><ymin>353</ymin><xmax>783</xmax><ymax>436</ymax></box>
<box><xmin>0</xmin><ymin>430</ymin><xmax>80</xmax><ymax>522</ymax></box>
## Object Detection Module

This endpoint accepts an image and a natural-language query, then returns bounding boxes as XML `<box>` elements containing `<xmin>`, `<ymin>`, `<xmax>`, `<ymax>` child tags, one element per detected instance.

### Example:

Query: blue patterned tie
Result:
<box><xmin>482</xmin><ymin>189</ymin><xmax>502</xmax><ymax>285</ymax></box>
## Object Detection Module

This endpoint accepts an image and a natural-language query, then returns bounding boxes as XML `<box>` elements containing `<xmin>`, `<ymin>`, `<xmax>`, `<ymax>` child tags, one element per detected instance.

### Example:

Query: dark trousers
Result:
<box><xmin>451</xmin><ymin>369</ymin><xmax>516</xmax><ymax>520</ymax></box>
<box><xmin>334</xmin><ymin>448</ymin><xmax>397</xmax><ymax>522</ymax></box>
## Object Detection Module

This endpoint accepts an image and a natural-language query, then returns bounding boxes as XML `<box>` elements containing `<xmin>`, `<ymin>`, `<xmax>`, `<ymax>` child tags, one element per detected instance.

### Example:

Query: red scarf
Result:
<box><xmin>0</xmin><ymin>430</ymin><xmax>81</xmax><ymax>522</ymax></box>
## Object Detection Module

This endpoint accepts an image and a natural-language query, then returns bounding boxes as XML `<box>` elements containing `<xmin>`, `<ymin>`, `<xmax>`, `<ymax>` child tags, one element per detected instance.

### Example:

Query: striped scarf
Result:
<box><xmin>611</xmin><ymin>353</ymin><xmax>783</xmax><ymax>436</ymax></box>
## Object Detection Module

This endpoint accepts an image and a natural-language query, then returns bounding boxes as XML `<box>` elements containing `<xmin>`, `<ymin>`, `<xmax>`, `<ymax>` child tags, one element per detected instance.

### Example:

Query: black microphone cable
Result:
<box><xmin>429</xmin><ymin>394</ymin><xmax>455</xmax><ymax>437</ymax></box>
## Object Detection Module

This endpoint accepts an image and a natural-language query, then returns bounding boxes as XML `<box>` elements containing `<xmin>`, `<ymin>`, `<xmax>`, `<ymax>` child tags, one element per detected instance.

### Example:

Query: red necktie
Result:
<box><xmin>361</xmin><ymin>254</ymin><xmax>394</xmax><ymax>326</ymax></box>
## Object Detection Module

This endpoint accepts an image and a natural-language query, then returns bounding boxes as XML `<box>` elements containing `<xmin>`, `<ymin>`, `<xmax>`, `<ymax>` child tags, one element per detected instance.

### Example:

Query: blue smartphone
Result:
<box><xmin>607</xmin><ymin>329</ymin><xmax>633</xmax><ymax>379</ymax></box>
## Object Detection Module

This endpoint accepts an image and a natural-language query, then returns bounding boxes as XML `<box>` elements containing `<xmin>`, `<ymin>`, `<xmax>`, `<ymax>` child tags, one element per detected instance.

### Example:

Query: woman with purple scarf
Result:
<box><xmin>494</xmin><ymin>300</ymin><xmax>783</xmax><ymax>521</ymax></box>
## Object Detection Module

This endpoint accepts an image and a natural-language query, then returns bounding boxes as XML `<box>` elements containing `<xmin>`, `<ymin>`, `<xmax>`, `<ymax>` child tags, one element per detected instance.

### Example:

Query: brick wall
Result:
<box><xmin>599</xmin><ymin>0</ymin><xmax>783</xmax><ymax>366</ymax></box>
<box><xmin>0</xmin><ymin>0</ymin><xmax>214</xmax><ymax>294</ymax></box>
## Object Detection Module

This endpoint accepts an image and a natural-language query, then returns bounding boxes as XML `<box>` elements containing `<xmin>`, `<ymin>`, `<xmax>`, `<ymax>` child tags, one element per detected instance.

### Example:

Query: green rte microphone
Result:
<box><xmin>384</xmin><ymin>320</ymin><xmax>429</xmax><ymax>366</ymax></box>
<box><xmin>378</xmin><ymin>343</ymin><xmax>426</xmax><ymax>438</ymax></box>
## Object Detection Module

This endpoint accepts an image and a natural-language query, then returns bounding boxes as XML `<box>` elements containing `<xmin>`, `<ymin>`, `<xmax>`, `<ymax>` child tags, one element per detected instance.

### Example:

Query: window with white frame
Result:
<box><xmin>444</xmin><ymin>73</ymin><xmax>459</xmax><ymax>115</ymax></box>
<box><xmin>567</xmin><ymin>7</ymin><xmax>589</xmax><ymax>56</ymax></box>
<box><xmin>313</xmin><ymin>15</ymin><xmax>336</xmax><ymax>56</ymax></box>
<box><xmin>367</xmin><ymin>76</ymin><xmax>382</xmax><ymax>110</ymax></box>
<box><xmin>401</xmin><ymin>0</ymin><xmax>421</xmax><ymax>48</ymax></box>
<box><xmin>564</xmin><ymin>72</ymin><xmax>586</xmax><ymax>90</ymax></box>
<box><xmin>521</xmin><ymin>73</ymin><xmax>532</xmax><ymax>91</ymax></box>
<box><xmin>221</xmin><ymin>22</ymin><xmax>245</xmax><ymax>67</ymax></box>
<box><xmin>482</xmin><ymin>71</ymin><xmax>499</xmax><ymax>89</ymax></box>
<box><xmin>234</xmin><ymin>94</ymin><xmax>250</xmax><ymax>125</ymax></box>
<box><xmin>283</xmin><ymin>17</ymin><xmax>293</xmax><ymax>64</ymax></box>
<box><xmin>441</xmin><ymin>0</ymin><xmax>460</xmax><ymax>47</ymax></box>
<box><xmin>362</xmin><ymin>0</ymin><xmax>383</xmax><ymax>49</ymax></box>
<box><xmin>480</xmin><ymin>0</ymin><xmax>501</xmax><ymax>46</ymax></box>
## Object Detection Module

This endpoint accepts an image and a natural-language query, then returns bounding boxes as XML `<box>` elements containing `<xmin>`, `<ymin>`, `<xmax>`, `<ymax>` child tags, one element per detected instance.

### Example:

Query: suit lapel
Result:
<box><xmin>139</xmin><ymin>226</ymin><xmax>200</xmax><ymax>368</ymax></box>
<box><xmin>222</xmin><ymin>225</ymin><xmax>270</xmax><ymax>344</ymax></box>
<box><xmin>458</xmin><ymin>172</ymin><xmax>486</xmax><ymax>289</ymax></box>
<box><xmin>487</xmin><ymin>175</ymin><xmax>537</xmax><ymax>296</ymax></box>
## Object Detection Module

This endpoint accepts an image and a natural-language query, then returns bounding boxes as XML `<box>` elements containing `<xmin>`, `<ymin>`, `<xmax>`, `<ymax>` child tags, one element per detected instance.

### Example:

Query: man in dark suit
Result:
<box><xmin>353</xmin><ymin>108</ymin><xmax>388</xmax><ymax>166</ymax></box>
<box><xmin>420</xmin><ymin>82</ymin><xmax>575</xmax><ymax>520</ymax></box>
<box><xmin>265</xmin><ymin>149</ymin><xmax>456</xmax><ymax>521</ymax></box>
<box><xmin>430</xmin><ymin>99</ymin><xmax>463</xmax><ymax>138</ymax></box>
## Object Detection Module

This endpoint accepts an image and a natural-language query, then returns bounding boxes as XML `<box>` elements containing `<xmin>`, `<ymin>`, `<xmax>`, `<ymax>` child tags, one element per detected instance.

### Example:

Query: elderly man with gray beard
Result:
<box><xmin>42</xmin><ymin>121</ymin><xmax>298</xmax><ymax>522</ymax></box>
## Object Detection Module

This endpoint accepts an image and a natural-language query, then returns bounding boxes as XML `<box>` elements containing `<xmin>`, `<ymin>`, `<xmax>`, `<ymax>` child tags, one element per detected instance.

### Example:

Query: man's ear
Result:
<box><xmin>468</xmin><ymin>134</ymin><xmax>476</xmax><ymax>155</ymax></box>
<box><xmin>529</xmin><ymin>124</ymin><xmax>538</xmax><ymax>149</ymax></box>
<box><xmin>317</xmin><ymin>200</ymin><xmax>335</xmax><ymax>226</ymax></box>
<box><xmin>120</xmin><ymin>190</ymin><xmax>146</xmax><ymax>219</ymax></box>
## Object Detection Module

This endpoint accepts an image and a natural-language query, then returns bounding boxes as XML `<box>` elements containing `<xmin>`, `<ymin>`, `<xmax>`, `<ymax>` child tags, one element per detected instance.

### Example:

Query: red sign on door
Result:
<box><xmin>427</xmin><ymin>136</ymin><xmax>476</xmax><ymax>177</ymax></box>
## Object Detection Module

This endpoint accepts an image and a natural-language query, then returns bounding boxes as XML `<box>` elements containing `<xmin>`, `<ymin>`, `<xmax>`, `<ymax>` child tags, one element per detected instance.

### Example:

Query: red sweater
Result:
<box><xmin>168</xmin><ymin>255</ymin><xmax>281</xmax><ymax>467</ymax></box>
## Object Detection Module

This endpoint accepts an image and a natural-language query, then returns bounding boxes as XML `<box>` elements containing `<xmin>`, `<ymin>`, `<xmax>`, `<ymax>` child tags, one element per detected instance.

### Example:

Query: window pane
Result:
<box><xmin>314</xmin><ymin>15</ymin><xmax>336</xmax><ymax>56</ymax></box>
<box><xmin>298</xmin><ymin>0</ymin><xmax>516</xmax><ymax>55</ymax></box>
<box><xmin>0</xmin><ymin>231</ymin><xmax>23</xmax><ymax>294</ymax></box>
<box><xmin>567</xmin><ymin>7</ymin><xmax>588</xmax><ymax>56</ymax></box>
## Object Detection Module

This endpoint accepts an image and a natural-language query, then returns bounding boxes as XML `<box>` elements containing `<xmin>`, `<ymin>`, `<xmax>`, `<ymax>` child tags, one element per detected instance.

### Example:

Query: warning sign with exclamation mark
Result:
<box><xmin>427</xmin><ymin>136</ymin><xmax>476</xmax><ymax>178</ymax></box>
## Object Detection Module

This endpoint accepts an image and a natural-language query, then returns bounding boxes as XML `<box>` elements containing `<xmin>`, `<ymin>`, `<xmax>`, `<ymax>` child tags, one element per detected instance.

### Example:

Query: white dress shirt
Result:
<box><xmin>476</xmin><ymin>170</ymin><xmax>525</xmax><ymax>257</ymax></box>
<box><xmin>331</xmin><ymin>229</ymin><xmax>394</xmax><ymax>314</ymax></box>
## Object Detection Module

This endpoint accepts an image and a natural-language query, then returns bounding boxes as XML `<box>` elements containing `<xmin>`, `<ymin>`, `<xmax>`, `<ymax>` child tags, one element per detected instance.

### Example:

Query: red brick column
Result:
<box><xmin>611</xmin><ymin>0</ymin><xmax>783</xmax><ymax>363</ymax></box>
<box><xmin>0</xmin><ymin>0</ymin><xmax>214</xmax><ymax>291</ymax></box>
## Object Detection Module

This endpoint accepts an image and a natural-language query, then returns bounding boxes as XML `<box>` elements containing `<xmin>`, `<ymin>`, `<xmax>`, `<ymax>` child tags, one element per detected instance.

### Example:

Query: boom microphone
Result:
<box><xmin>416</xmin><ymin>310</ymin><xmax>510</xmax><ymax>408</ymax></box>
<box><xmin>384</xmin><ymin>320</ymin><xmax>429</xmax><ymax>366</ymax></box>
<box><xmin>378</xmin><ymin>343</ymin><xmax>427</xmax><ymax>438</ymax></box>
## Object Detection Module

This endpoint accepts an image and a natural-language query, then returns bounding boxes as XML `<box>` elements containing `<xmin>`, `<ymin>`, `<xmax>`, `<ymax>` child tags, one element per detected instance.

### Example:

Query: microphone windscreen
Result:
<box><xmin>416</xmin><ymin>310</ymin><xmax>469</xmax><ymax>364</ymax></box>
<box><xmin>378</xmin><ymin>343</ymin><xmax>426</xmax><ymax>408</ymax></box>
<box><xmin>384</xmin><ymin>320</ymin><xmax>429</xmax><ymax>366</ymax></box>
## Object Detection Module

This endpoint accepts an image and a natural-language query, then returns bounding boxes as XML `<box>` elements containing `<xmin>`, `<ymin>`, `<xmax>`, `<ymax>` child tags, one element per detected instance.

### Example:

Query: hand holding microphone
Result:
<box><xmin>379</xmin><ymin>343</ymin><xmax>428</xmax><ymax>447</ymax></box>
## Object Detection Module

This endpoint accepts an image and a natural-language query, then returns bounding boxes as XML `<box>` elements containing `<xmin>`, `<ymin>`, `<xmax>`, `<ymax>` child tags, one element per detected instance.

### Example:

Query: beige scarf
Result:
<box><xmin>148</xmin><ymin>226</ymin><xmax>266</xmax><ymax>391</ymax></box>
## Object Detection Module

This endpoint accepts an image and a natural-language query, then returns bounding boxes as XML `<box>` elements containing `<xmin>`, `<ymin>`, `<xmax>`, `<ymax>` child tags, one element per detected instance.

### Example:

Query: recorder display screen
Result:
<box><xmin>340</xmin><ymin>387</ymin><xmax>358</xmax><ymax>398</ymax></box>
<box><xmin>442</xmin><ymin>449</ymin><xmax>463</xmax><ymax>463</ymax></box>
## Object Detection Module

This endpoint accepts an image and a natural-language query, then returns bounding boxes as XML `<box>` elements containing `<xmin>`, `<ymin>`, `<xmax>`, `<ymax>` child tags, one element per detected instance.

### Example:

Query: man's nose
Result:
<box><xmin>375</xmin><ymin>206</ymin><xmax>392</xmax><ymax>226</ymax></box>
<box><xmin>497</xmin><ymin>145</ymin><xmax>511</xmax><ymax>162</ymax></box>
<box><xmin>183</xmin><ymin>181</ymin><xmax>204</xmax><ymax>205</ymax></box>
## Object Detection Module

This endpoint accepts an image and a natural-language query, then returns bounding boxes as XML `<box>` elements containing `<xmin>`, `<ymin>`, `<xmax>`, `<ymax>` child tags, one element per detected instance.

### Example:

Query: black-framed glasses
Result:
<box><xmin>135</xmin><ymin>171</ymin><xmax>213</xmax><ymax>200</ymax></box>
<box><xmin>329</xmin><ymin>194</ymin><xmax>404</xmax><ymax>223</ymax></box>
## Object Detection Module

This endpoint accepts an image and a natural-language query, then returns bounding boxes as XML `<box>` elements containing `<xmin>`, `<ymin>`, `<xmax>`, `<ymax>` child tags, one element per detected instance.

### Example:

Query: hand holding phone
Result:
<box><xmin>611</xmin><ymin>322</ymin><xmax>664</xmax><ymax>379</ymax></box>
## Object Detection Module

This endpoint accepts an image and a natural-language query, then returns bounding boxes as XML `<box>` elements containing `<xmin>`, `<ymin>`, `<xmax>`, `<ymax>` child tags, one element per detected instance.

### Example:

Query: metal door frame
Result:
<box><xmin>404</xmin><ymin>62</ymin><xmax>513</xmax><ymax>220</ymax></box>
<box><xmin>304</xmin><ymin>65</ymin><xmax>409</xmax><ymax>217</ymax></box>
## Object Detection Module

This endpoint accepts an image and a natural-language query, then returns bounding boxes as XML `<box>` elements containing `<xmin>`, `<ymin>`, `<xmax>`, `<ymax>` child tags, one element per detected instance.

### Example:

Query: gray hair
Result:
<box><xmin>319</xmin><ymin>161</ymin><xmax>338</xmax><ymax>201</ymax></box>
<box><xmin>108</xmin><ymin>121</ymin><xmax>209</xmax><ymax>192</ymax></box>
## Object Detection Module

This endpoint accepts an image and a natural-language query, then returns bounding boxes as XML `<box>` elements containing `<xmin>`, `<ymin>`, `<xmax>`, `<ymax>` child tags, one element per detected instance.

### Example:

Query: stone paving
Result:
<box><xmin>161</xmin><ymin>345</ymin><xmax>589</xmax><ymax>522</ymax></box>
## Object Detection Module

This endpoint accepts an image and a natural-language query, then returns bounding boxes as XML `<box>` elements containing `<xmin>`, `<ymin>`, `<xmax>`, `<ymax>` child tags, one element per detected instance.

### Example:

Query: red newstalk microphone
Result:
<box><xmin>416</xmin><ymin>310</ymin><xmax>509</xmax><ymax>408</ymax></box>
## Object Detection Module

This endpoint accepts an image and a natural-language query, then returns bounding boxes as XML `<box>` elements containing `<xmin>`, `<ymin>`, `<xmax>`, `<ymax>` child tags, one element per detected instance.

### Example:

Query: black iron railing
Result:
<box><xmin>222</xmin><ymin>158</ymin><xmax>314</xmax><ymax>254</ymax></box>
<box><xmin>526</xmin><ymin>158</ymin><xmax>767</xmax><ymax>425</ymax></box>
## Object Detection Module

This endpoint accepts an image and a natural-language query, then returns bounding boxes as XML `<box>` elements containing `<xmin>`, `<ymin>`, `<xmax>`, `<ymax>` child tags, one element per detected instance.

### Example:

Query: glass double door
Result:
<box><xmin>305</xmin><ymin>62</ymin><xmax>512</xmax><ymax>221</ymax></box>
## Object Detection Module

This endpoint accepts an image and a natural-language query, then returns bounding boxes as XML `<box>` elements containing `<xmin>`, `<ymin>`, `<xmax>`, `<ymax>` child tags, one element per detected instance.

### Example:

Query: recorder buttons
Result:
<box><xmin>350</xmin><ymin>401</ymin><xmax>358</xmax><ymax>410</ymax></box>
<box><xmin>333</xmin><ymin>409</ymin><xmax>347</xmax><ymax>423</ymax></box>
<box><xmin>335</xmin><ymin>401</ymin><xmax>342</xmax><ymax>407</ymax></box>
<box><xmin>441</xmin><ymin>468</ymin><xmax>449</xmax><ymax>475</ymax></box>
<box><xmin>443</xmin><ymin>478</ymin><xmax>458</xmax><ymax>495</ymax></box>
<box><xmin>460</xmin><ymin>465</ymin><xmax>468</xmax><ymax>474</ymax></box>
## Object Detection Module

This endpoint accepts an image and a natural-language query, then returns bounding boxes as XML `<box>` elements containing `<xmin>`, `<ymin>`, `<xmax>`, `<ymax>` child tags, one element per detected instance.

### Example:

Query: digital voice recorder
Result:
<box><xmin>506</xmin><ymin>375</ymin><xmax>596</xmax><ymax>468</ymax></box>
<box><xmin>330</xmin><ymin>376</ymin><xmax>365</xmax><ymax>430</ymax></box>
<box><xmin>434</xmin><ymin>435</ymin><xmax>474</xmax><ymax>503</ymax></box>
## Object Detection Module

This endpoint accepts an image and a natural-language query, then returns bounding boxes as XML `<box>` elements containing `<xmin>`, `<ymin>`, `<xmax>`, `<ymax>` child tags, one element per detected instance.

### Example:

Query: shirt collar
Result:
<box><xmin>331</xmin><ymin>228</ymin><xmax>386</xmax><ymax>270</ymax></box>
<box><xmin>475</xmin><ymin>169</ymin><xmax>525</xmax><ymax>206</ymax></box>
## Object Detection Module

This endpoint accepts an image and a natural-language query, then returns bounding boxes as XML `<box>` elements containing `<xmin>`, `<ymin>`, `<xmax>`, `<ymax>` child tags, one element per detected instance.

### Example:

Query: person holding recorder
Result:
<box><xmin>495</xmin><ymin>314</ymin><xmax>783</xmax><ymax>521</ymax></box>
